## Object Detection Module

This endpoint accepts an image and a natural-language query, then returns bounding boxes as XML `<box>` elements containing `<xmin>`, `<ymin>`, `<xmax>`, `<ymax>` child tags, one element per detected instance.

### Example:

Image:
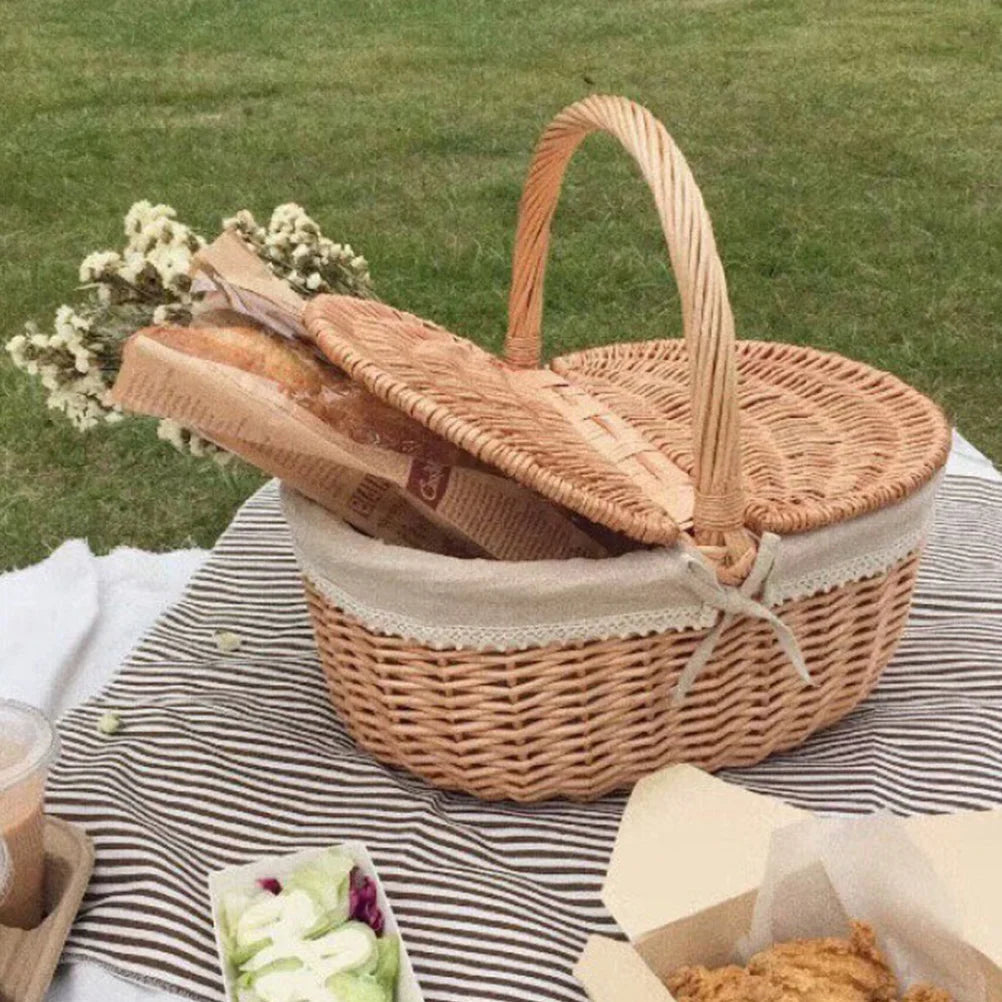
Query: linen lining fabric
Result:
<box><xmin>283</xmin><ymin>473</ymin><xmax>942</xmax><ymax>652</ymax></box>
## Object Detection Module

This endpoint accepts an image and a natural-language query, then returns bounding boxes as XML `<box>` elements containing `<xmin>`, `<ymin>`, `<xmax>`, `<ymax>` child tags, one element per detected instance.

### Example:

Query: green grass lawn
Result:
<box><xmin>2</xmin><ymin>0</ymin><xmax>1000</xmax><ymax>571</ymax></box>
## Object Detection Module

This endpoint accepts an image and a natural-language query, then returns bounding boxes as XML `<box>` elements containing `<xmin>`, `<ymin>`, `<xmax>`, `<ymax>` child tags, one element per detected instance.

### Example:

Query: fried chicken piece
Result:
<box><xmin>900</xmin><ymin>986</ymin><xmax>955</xmax><ymax>1002</ymax></box>
<box><xmin>666</xmin><ymin>963</ymin><xmax>789</xmax><ymax>1002</ymax></box>
<box><xmin>747</xmin><ymin>921</ymin><xmax>898</xmax><ymax>1002</ymax></box>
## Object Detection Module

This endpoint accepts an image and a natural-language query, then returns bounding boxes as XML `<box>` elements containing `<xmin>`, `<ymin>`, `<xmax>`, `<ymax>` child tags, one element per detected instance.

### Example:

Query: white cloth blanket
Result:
<box><xmin>0</xmin><ymin>431</ymin><xmax>995</xmax><ymax>1002</ymax></box>
<box><xmin>1</xmin><ymin>542</ymin><xmax>206</xmax><ymax>1002</ymax></box>
<box><xmin>1</xmin><ymin>543</ymin><xmax>207</xmax><ymax>717</ymax></box>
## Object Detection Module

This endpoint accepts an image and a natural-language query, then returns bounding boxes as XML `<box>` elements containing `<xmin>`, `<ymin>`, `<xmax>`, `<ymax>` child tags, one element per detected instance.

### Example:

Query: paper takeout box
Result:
<box><xmin>575</xmin><ymin>765</ymin><xmax>1002</xmax><ymax>1002</ymax></box>
<box><xmin>208</xmin><ymin>841</ymin><xmax>424</xmax><ymax>1002</ymax></box>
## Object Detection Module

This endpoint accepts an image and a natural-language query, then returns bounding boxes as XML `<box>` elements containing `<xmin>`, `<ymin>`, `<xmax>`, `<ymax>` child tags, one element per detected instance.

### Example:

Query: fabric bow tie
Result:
<box><xmin>673</xmin><ymin>532</ymin><xmax>813</xmax><ymax>705</ymax></box>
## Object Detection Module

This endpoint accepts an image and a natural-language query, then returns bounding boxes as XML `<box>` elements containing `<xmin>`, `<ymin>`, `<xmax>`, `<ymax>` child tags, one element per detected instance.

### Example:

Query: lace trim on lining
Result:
<box><xmin>762</xmin><ymin>525</ymin><xmax>928</xmax><ymax>607</ymax></box>
<box><xmin>292</xmin><ymin>514</ymin><xmax>931</xmax><ymax>653</ymax></box>
<box><xmin>294</xmin><ymin>548</ymin><xmax>718</xmax><ymax>652</ymax></box>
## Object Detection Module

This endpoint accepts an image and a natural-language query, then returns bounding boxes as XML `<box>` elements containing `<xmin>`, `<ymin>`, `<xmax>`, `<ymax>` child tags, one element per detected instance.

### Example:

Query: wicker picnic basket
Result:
<box><xmin>286</xmin><ymin>95</ymin><xmax>950</xmax><ymax>802</ymax></box>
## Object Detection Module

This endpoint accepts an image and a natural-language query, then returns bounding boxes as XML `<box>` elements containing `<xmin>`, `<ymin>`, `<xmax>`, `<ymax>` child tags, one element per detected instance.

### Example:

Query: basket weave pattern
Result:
<box><xmin>304</xmin><ymin>93</ymin><xmax>757</xmax><ymax>562</ymax></box>
<box><xmin>305</xmin><ymin>550</ymin><xmax>919</xmax><ymax>802</ymax></box>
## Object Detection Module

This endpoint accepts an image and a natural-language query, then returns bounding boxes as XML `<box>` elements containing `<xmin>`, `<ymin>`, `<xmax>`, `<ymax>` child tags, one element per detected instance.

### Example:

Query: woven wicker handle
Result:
<box><xmin>505</xmin><ymin>94</ymin><xmax>751</xmax><ymax>572</ymax></box>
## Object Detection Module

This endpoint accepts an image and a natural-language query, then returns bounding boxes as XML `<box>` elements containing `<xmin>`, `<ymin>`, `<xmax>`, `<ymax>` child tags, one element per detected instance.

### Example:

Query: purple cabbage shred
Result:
<box><xmin>348</xmin><ymin>867</ymin><xmax>384</xmax><ymax>935</ymax></box>
<box><xmin>257</xmin><ymin>877</ymin><xmax>282</xmax><ymax>895</ymax></box>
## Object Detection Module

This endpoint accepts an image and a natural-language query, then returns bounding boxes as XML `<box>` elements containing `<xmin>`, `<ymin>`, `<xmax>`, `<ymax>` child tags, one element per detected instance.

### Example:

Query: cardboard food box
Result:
<box><xmin>208</xmin><ymin>841</ymin><xmax>424</xmax><ymax>1002</ymax></box>
<box><xmin>575</xmin><ymin>765</ymin><xmax>1002</xmax><ymax>1002</ymax></box>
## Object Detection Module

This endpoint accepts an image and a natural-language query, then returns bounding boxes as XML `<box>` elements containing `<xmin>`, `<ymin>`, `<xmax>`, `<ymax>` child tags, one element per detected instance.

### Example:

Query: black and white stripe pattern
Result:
<box><xmin>46</xmin><ymin>476</ymin><xmax>1002</xmax><ymax>1002</ymax></box>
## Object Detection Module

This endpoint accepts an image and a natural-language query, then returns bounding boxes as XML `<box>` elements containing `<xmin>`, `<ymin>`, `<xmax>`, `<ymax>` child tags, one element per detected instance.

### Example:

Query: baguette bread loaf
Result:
<box><xmin>140</xmin><ymin>324</ymin><xmax>470</xmax><ymax>466</ymax></box>
<box><xmin>144</xmin><ymin>322</ymin><xmax>329</xmax><ymax>393</ymax></box>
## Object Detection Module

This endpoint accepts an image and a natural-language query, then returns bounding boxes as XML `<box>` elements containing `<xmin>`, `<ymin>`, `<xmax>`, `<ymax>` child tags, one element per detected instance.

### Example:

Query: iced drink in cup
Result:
<box><xmin>0</xmin><ymin>700</ymin><xmax>59</xmax><ymax>929</ymax></box>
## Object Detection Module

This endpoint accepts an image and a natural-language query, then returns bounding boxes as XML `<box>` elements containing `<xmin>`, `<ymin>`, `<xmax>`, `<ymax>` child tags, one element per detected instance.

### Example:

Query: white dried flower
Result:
<box><xmin>222</xmin><ymin>209</ymin><xmax>266</xmax><ymax>250</ymax></box>
<box><xmin>54</xmin><ymin>305</ymin><xmax>76</xmax><ymax>334</ymax></box>
<box><xmin>265</xmin><ymin>230</ymin><xmax>291</xmax><ymax>249</ymax></box>
<box><xmin>124</xmin><ymin>199</ymin><xmax>155</xmax><ymax>236</ymax></box>
<box><xmin>156</xmin><ymin>418</ymin><xmax>187</xmax><ymax>452</ymax></box>
<box><xmin>78</xmin><ymin>371</ymin><xmax>98</xmax><ymax>390</ymax></box>
<box><xmin>148</xmin><ymin>243</ymin><xmax>192</xmax><ymax>288</ymax></box>
<box><xmin>123</xmin><ymin>200</ymin><xmax>175</xmax><ymax>242</ymax></box>
<box><xmin>214</xmin><ymin>630</ymin><xmax>242</xmax><ymax>653</ymax></box>
<box><xmin>79</xmin><ymin>250</ymin><xmax>123</xmax><ymax>284</ymax></box>
<box><xmin>96</xmin><ymin>711</ymin><xmax>122</xmax><ymax>736</ymax></box>
<box><xmin>270</xmin><ymin>203</ymin><xmax>304</xmax><ymax>229</ymax></box>
<box><xmin>46</xmin><ymin>381</ymin><xmax>106</xmax><ymax>431</ymax></box>
<box><xmin>118</xmin><ymin>251</ymin><xmax>148</xmax><ymax>284</ymax></box>
<box><xmin>223</xmin><ymin>209</ymin><xmax>257</xmax><ymax>231</ymax></box>
<box><xmin>10</xmin><ymin>197</ymin><xmax>370</xmax><ymax>464</ymax></box>
<box><xmin>6</xmin><ymin>334</ymin><xmax>27</xmax><ymax>367</ymax></box>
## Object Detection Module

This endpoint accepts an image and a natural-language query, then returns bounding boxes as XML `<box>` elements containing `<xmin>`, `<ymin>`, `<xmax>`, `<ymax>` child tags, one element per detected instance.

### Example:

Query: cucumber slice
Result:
<box><xmin>285</xmin><ymin>850</ymin><xmax>354</xmax><ymax>920</ymax></box>
<box><xmin>303</xmin><ymin>913</ymin><xmax>340</xmax><ymax>941</ymax></box>
<box><xmin>221</xmin><ymin>891</ymin><xmax>254</xmax><ymax>940</ymax></box>
<box><xmin>373</xmin><ymin>936</ymin><xmax>399</xmax><ymax>990</ymax></box>
<box><xmin>230</xmin><ymin>936</ymin><xmax>271</xmax><ymax>967</ymax></box>
<box><xmin>311</xmin><ymin>922</ymin><xmax>377</xmax><ymax>978</ymax></box>
<box><xmin>325</xmin><ymin>973</ymin><xmax>390</xmax><ymax>1002</ymax></box>
<box><xmin>220</xmin><ymin>890</ymin><xmax>257</xmax><ymax>961</ymax></box>
<box><xmin>235</xmin><ymin>893</ymin><xmax>286</xmax><ymax>947</ymax></box>
<box><xmin>236</xmin><ymin>889</ymin><xmax>319</xmax><ymax>959</ymax></box>
<box><xmin>237</xmin><ymin>956</ymin><xmax>303</xmax><ymax>989</ymax></box>
<box><xmin>277</xmin><ymin>889</ymin><xmax>321</xmax><ymax>937</ymax></box>
<box><xmin>251</xmin><ymin>962</ymin><xmax>313</xmax><ymax>1002</ymax></box>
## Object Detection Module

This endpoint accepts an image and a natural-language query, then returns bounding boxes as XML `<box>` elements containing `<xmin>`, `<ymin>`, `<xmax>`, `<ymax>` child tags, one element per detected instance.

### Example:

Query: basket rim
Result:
<box><xmin>282</xmin><ymin>472</ymin><xmax>941</xmax><ymax>653</ymax></box>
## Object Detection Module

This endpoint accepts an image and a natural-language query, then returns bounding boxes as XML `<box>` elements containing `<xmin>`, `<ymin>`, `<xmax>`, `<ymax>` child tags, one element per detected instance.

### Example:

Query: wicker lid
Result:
<box><xmin>552</xmin><ymin>339</ymin><xmax>951</xmax><ymax>538</ymax></box>
<box><xmin>305</xmin><ymin>296</ymin><xmax>694</xmax><ymax>546</ymax></box>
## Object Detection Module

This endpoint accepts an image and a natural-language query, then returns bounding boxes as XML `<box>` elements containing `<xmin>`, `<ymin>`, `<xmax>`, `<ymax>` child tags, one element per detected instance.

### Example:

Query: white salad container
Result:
<box><xmin>208</xmin><ymin>842</ymin><xmax>424</xmax><ymax>1002</ymax></box>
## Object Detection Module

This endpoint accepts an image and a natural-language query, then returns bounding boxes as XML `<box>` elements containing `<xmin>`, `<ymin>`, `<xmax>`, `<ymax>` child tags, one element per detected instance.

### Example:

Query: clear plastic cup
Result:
<box><xmin>0</xmin><ymin>700</ymin><xmax>59</xmax><ymax>929</ymax></box>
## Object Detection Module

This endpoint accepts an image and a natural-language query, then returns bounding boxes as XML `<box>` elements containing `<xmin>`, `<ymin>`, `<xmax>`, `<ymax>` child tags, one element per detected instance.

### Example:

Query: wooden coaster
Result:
<box><xmin>0</xmin><ymin>818</ymin><xmax>94</xmax><ymax>1002</ymax></box>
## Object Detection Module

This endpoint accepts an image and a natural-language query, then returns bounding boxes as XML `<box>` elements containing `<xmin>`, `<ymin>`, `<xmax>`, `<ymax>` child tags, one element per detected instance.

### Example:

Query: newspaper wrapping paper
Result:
<box><xmin>111</xmin><ymin>333</ymin><xmax>611</xmax><ymax>561</ymax></box>
<box><xmin>190</xmin><ymin>230</ymin><xmax>308</xmax><ymax>341</ymax></box>
<box><xmin>738</xmin><ymin>814</ymin><xmax>986</xmax><ymax>1002</ymax></box>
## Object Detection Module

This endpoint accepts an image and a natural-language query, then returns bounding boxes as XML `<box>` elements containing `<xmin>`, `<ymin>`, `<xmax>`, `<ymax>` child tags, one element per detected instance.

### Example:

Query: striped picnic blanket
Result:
<box><xmin>46</xmin><ymin>475</ymin><xmax>1002</xmax><ymax>1002</ymax></box>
